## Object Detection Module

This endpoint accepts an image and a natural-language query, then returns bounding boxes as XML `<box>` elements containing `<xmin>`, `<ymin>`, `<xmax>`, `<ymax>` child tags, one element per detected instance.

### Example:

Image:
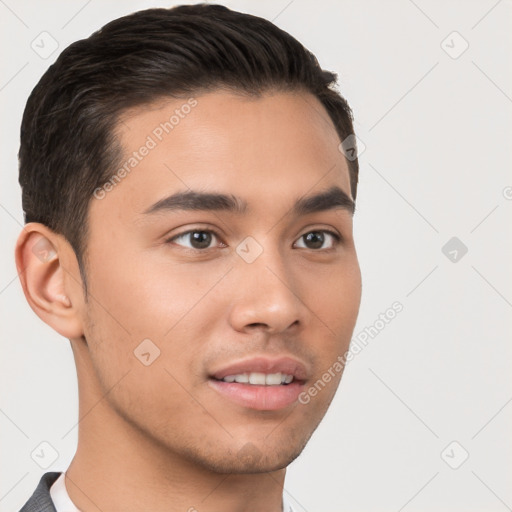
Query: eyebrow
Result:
<box><xmin>143</xmin><ymin>185</ymin><xmax>355</xmax><ymax>217</ymax></box>
<box><xmin>294</xmin><ymin>186</ymin><xmax>355</xmax><ymax>216</ymax></box>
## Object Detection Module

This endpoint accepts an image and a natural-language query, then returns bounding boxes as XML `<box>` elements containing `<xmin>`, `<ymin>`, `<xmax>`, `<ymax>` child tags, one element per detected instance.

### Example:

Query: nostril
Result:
<box><xmin>247</xmin><ymin>322</ymin><xmax>269</xmax><ymax>329</ymax></box>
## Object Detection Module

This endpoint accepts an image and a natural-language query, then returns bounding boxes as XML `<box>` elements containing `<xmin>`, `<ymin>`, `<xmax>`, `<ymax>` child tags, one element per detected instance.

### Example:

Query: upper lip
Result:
<box><xmin>210</xmin><ymin>356</ymin><xmax>309</xmax><ymax>382</ymax></box>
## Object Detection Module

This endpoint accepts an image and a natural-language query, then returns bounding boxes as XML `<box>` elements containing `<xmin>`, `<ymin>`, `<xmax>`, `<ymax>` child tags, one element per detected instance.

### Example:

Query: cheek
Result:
<box><xmin>81</xmin><ymin>249</ymin><xmax>233</xmax><ymax>401</ymax></box>
<box><xmin>298</xmin><ymin>257</ymin><xmax>361</xmax><ymax>404</ymax></box>
<box><xmin>301</xmin><ymin>257</ymin><xmax>361</xmax><ymax>337</ymax></box>
<box><xmin>85</xmin><ymin>243</ymin><xmax>230</xmax><ymax>342</ymax></box>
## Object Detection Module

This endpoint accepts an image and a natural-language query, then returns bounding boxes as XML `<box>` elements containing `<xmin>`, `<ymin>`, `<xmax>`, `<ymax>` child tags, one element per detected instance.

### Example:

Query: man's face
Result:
<box><xmin>79</xmin><ymin>90</ymin><xmax>361</xmax><ymax>472</ymax></box>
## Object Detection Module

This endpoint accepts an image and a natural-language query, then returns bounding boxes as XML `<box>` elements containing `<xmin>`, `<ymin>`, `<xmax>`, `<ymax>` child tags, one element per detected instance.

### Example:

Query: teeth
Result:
<box><xmin>250</xmin><ymin>372</ymin><xmax>266</xmax><ymax>385</ymax></box>
<box><xmin>221</xmin><ymin>372</ymin><xmax>294</xmax><ymax>385</ymax></box>
<box><xmin>265</xmin><ymin>373</ymin><xmax>282</xmax><ymax>385</ymax></box>
<box><xmin>284</xmin><ymin>374</ymin><xmax>293</xmax><ymax>384</ymax></box>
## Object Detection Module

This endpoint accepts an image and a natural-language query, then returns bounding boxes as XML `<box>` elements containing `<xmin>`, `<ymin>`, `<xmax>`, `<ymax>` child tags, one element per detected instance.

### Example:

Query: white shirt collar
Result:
<box><xmin>49</xmin><ymin>473</ymin><xmax>81</xmax><ymax>512</ymax></box>
<box><xmin>50</xmin><ymin>472</ymin><xmax>296</xmax><ymax>512</ymax></box>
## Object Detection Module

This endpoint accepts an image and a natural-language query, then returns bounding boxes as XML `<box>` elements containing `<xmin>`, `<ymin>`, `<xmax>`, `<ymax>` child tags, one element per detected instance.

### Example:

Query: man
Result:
<box><xmin>16</xmin><ymin>4</ymin><xmax>362</xmax><ymax>511</ymax></box>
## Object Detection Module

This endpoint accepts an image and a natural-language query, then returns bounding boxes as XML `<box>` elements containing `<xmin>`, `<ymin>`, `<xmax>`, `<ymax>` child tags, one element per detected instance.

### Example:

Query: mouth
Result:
<box><xmin>208</xmin><ymin>357</ymin><xmax>308</xmax><ymax>411</ymax></box>
<box><xmin>212</xmin><ymin>372</ymin><xmax>297</xmax><ymax>385</ymax></box>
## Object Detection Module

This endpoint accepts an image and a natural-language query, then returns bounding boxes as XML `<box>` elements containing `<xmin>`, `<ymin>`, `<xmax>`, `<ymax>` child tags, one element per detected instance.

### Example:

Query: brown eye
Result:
<box><xmin>169</xmin><ymin>230</ymin><xmax>218</xmax><ymax>249</ymax></box>
<box><xmin>295</xmin><ymin>230</ymin><xmax>340</xmax><ymax>250</ymax></box>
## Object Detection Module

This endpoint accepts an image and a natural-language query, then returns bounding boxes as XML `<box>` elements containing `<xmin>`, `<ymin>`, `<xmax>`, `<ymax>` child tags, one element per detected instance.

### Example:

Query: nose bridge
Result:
<box><xmin>229</xmin><ymin>236</ymin><xmax>304</xmax><ymax>332</ymax></box>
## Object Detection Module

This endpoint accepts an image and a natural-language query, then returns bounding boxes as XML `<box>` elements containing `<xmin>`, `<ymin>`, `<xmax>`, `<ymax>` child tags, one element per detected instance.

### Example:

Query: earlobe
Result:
<box><xmin>15</xmin><ymin>223</ymin><xmax>84</xmax><ymax>339</ymax></box>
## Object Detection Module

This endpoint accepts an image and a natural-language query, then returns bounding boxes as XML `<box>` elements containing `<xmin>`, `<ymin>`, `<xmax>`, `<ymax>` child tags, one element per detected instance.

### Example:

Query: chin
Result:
<box><xmin>185</xmin><ymin>434</ymin><xmax>311</xmax><ymax>475</ymax></box>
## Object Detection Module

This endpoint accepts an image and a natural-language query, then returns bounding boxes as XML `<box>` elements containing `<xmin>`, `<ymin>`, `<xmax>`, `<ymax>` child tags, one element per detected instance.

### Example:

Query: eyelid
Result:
<box><xmin>294</xmin><ymin>229</ymin><xmax>341</xmax><ymax>250</ymax></box>
<box><xmin>166</xmin><ymin>228</ymin><xmax>225</xmax><ymax>249</ymax></box>
<box><xmin>295</xmin><ymin>222</ymin><xmax>343</xmax><ymax>241</ymax></box>
<box><xmin>298</xmin><ymin>226</ymin><xmax>341</xmax><ymax>239</ymax></box>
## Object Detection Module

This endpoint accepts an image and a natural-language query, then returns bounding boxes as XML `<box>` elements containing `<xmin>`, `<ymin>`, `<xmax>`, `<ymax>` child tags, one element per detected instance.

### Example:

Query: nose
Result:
<box><xmin>227</xmin><ymin>249</ymin><xmax>307</xmax><ymax>335</ymax></box>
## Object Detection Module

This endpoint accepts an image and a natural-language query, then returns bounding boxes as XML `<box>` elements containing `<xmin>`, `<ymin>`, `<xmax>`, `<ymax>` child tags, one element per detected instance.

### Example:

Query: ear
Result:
<box><xmin>15</xmin><ymin>223</ymin><xmax>85</xmax><ymax>339</ymax></box>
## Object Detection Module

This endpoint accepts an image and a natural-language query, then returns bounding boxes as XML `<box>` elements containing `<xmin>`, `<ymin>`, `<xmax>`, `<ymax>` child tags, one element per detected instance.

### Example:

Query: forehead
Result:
<box><xmin>97</xmin><ymin>90</ymin><xmax>351</xmax><ymax>219</ymax></box>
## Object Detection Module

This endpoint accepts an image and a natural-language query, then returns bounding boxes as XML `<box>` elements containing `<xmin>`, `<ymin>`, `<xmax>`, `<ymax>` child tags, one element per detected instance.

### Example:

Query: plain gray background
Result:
<box><xmin>1</xmin><ymin>1</ymin><xmax>511</xmax><ymax>511</ymax></box>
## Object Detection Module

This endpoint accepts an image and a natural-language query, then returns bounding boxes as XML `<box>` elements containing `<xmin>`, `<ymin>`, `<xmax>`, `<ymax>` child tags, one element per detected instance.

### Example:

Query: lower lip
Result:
<box><xmin>208</xmin><ymin>379</ymin><xmax>304</xmax><ymax>411</ymax></box>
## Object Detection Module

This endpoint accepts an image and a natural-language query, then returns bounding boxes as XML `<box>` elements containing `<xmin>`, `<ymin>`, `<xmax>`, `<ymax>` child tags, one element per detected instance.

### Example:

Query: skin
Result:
<box><xmin>16</xmin><ymin>90</ymin><xmax>362</xmax><ymax>512</ymax></box>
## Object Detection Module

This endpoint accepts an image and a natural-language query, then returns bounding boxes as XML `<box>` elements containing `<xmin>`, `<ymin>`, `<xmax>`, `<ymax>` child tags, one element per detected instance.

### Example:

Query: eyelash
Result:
<box><xmin>165</xmin><ymin>228</ymin><xmax>342</xmax><ymax>252</ymax></box>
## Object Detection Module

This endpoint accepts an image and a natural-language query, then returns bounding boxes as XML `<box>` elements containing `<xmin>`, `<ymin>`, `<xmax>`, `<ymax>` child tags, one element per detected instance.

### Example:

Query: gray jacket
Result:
<box><xmin>19</xmin><ymin>472</ymin><xmax>60</xmax><ymax>512</ymax></box>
